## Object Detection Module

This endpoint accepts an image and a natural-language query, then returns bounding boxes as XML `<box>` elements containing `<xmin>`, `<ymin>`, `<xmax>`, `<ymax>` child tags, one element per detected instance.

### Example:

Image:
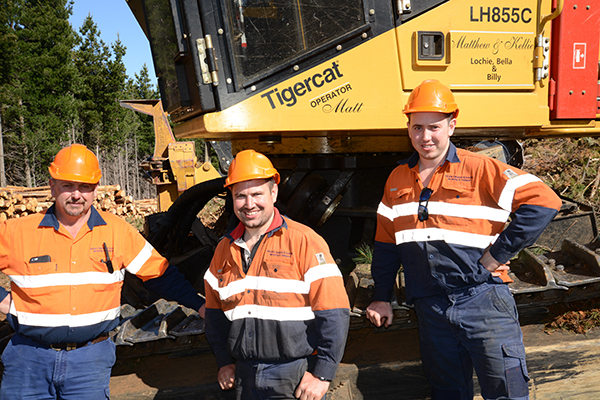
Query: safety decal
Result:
<box><xmin>503</xmin><ymin>169</ymin><xmax>519</xmax><ymax>179</ymax></box>
<box><xmin>315</xmin><ymin>253</ymin><xmax>327</xmax><ymax>265</ymax></box>
<box><xmin>573</xmin><ymin>43</ymin><xmax>586</xmax><ymax>69</ymax></box>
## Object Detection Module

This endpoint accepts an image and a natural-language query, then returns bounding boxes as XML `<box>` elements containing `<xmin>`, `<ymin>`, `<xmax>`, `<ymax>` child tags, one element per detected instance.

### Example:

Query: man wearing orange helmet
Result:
<box><xmin>366</xmin><ymin>80</ymin><xmax>562</xmax><ymax>400</ymax></box>
<box><xmin>204</xmin><ymin>149</ymin><xmax>350</xmax><ymax>400</ymax></box>
<box><xmin>0</xmin><ymin>144</ymin><xmax>205</xmax><ymax>399</ymax></box>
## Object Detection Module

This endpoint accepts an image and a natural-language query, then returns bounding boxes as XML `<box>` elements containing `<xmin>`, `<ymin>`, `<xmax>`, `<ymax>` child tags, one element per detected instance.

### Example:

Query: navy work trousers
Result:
<box><xmin>235</xmin><ymin>357</ymin><xmax>326</xmax><ymax>400</ymax></box>
<box><xmin>0</xmin><ymin>333</ymin><xmax>116</xmax><ymax>399</ymax></box>
<box><xmin>414</xmin><ymin>283</ymin><xmax>529</xmax><ymax>400</ymax></box>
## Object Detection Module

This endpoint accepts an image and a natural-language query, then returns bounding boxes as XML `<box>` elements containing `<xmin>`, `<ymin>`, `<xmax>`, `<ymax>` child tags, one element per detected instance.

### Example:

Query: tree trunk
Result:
<box><xmin>125</xmin><ymin>139</ymin><xmax>130</xmax><ymax>196</ymax></box>
<box><xmin>0</xmin><ymin>114</ymin><xmax>6</xmax><ymax>187</ymax></box>
<box><xmin>19</xmin><ymin>100</ymin><xmax>32</xmax><ymax>188</ymax></box>
<box><xmin>134</xmin><ymin>134</ymin><xmax>140</xmax><ymax>199</ymax></box>
<box><xmin>95</xmin><ymin>144</ymin><xmax>102</xmax><ymax>186</ymax></box>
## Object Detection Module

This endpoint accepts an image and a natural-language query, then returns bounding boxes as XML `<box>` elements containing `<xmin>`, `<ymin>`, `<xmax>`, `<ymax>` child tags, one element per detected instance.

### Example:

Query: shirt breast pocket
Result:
<box><xmin>23</xmin><ymin>259</ymin><xmax>59</xmax><ymax>297</ymax></box>
<box><xmin>390</xmin><ymin>187</ymin><xmax>413</xmax><ymax>203</ymax></box>
<box><xmin>438</xmin><ymin>180</ymin><xmax>477</xmax><ymax>227</ymax></box>
<box><xmin>261</xmin><ymin>254</ymin><xmax>299</xmax><ymax>281</ymax></box>
<box><xmin>26</xmin><ymin>256</ymin><xmax>55</xmax><ymax>275</ymax></box>
<box><xmin>215</xmin><ymin>261</ymin><xmax>236</xmax><ymax>288</ymax></box>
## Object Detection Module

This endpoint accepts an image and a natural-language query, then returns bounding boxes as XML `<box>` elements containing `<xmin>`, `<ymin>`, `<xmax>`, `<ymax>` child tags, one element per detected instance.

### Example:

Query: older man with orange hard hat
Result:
<box><xmin>0</xmin><ymin>144</ymin><xmax>205</xmax><ymax>399</ymax></box>
<box><xmin>204</xmin><ymin>149</ymin><xmax>350</xmax><ymax>400</ymax></box>
<box><xmin>366</xmin><ymin>80</ymin><xmax>562</xmax><ymax>400</ymax></box>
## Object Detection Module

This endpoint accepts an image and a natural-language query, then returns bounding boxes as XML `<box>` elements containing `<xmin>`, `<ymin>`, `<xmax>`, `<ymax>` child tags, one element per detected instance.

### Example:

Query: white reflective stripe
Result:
<box><xmin>209</xmin><ymin>274</ymin><xmax>310</xmax><ymax>301</ymax></box>
<box><xmin>304</xmin><ymin>263</ymin><xmax>341</xmax><ymax>284</ymax></box>
<box><xmin>205</xmin><ymin>265</ymin><xmax>338</xmax><ymax>302</ymax></box>
<box><xmin>9</xmin><ymin>270</ymin><xmax>125</xmax><ymax>288</ymax></box>
<box><xmin>377</xmin><ymin>201</ymin><xmax>397</xmax><ymax>222</ymax></box>
<box><xmin>224</xmin><ymin>304</ymin><xmax>314</xmax><ymax>322</ymax></box>
<box><xmin>204</xmin><ymin>269</ymin><xmax>219</xmax><ymax>290</ymax></box>
<box><xmin>379</xmin><ymin>201</ymin><xmax>510</xmax><ymax>223</ymax></box>
<box><xmin>125</xmin><ymin>241</ymin><xmax>154</xmax><ymax>274</ymax></box>
<box><xmin>498</xmin><ymin>174</ymin><xmax>541</xmax><ymax>211</ymax></box>
<box><xmin>388</xmin><ymin>202</ymin><xmax>417</xmax><ymax>217</ymax></box>
<box><xmin>12</xmin><ymin>306</ymin><xmax>121</xmax><ymax>328</ymax></box>
<box><xmin>428</xmin><ymin>202</ymin><xmax>510</xmax><ymax>222</ymax></box>
<box><xmin>395</xmin><ymin>227</ymin><xmax>498</xmax><ymax>249</ymax></box>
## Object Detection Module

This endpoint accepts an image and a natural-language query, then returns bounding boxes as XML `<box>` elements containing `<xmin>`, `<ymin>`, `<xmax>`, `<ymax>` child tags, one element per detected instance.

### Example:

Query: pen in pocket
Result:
<box><xmin>102</xmin><ymin>243</ymin><xmax>114</xmax><ymax>274</ymax></box>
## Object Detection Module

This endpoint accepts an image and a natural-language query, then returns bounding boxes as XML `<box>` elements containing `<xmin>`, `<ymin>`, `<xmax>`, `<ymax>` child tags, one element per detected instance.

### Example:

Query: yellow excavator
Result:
<box><xmin>113</xmin><ymin>0</ymin><xmax>600</xmax><ymax>396</ymax></box>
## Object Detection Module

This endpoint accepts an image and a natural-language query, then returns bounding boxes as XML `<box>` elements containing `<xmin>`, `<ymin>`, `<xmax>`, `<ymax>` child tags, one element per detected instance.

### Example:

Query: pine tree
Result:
<box><xmin>133</xmin><ymin>64</ymin><xmax>159</xmax><ymax>159</ymax></box>
<box><xmin>1</xmin><ymin>0</ymin><xmax>79</xmax><ymax>187</ymax></box>
<box><xmin>73</xmin><ymin>15</ymin><xmax>110</xmax><ymax>155</ymax></box>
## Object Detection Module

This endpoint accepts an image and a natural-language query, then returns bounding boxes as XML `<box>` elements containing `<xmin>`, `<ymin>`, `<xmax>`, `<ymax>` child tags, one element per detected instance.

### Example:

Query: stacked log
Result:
<box><xmin>0</xmin><ymin>185</ymin><xmax>157</xmax><ymax>222</ymax></box>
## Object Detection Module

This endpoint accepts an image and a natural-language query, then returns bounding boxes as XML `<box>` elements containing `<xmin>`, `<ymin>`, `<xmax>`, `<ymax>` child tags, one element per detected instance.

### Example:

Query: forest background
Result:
<box><xmin>0</xmin><ymin>0</ymin><xmax>200</xmax><ymax>200</ymax></box>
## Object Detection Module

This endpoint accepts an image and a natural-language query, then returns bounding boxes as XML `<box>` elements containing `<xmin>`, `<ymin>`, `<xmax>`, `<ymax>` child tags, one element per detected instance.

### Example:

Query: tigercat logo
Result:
<box><xmin>261</xmin><ymin>62</ymin><xmax>344</xmax><ymax>109</ymax></box>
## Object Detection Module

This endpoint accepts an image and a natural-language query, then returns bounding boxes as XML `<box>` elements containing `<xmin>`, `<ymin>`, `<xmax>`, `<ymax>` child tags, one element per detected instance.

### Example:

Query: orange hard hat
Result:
<box><xmin>48</xmin><ymin>144</ymin><xmax>102</xmax><ymax>184</ymax></box>
<box><xmin>225</xmin><ymin>149</ymin><xmax>280</xmax><ymax>188</ymax></box>
<box><xmin>403</xmin><ymin>79</ymin><xmax>459</xmax><ymax>118</ymax></box>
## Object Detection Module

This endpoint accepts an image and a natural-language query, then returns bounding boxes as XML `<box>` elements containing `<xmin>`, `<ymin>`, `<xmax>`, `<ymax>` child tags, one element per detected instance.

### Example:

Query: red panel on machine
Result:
<box><xmin>550</xmin><ymin>0</ymin><xmax>600</xmax><ymax>119</ymax></box>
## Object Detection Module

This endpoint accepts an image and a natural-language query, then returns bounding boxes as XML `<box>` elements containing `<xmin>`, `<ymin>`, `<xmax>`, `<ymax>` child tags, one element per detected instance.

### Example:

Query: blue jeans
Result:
<box><xmin>235</xmin><ymin>358</ymin><xmax>325</xmax><ymax>400</ymax></box>
<box><xmin>0</xmin><ymin>333</ymin><xmax>116</xmax><ymax>399</ymax></box>
<box><xmin>414</xmin><ymin>283</ymin><xmax>529</xmax><ymax>400</ymax></box>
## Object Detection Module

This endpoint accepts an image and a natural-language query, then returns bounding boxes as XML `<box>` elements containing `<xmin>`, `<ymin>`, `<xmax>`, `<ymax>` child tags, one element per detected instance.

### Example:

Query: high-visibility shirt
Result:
<box><xmin>204</xmin><ymin>208</ymin><xmax>350</xmax><ymax>381</ymax></box>
<box><xmin>0</xmin><ymin>206</ymin><xmax>201</xmax><ymax>345</ymax></box>
<box><xmin>372</xmin><ymin>143</ymin><xmax>562</xmax><ymax>304</ymax></box>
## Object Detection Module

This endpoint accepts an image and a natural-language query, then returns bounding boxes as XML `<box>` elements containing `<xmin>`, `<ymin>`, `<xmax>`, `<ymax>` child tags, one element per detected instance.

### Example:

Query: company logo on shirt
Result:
<box><xmin>266</xmin><ymin>250</ymin><xmax>292</xmax><ymax>259</ymax></box>
<box><xmin>446</xmin><ymin>175</ymin><xmax>473</xmax><ymax>183</ymax></box>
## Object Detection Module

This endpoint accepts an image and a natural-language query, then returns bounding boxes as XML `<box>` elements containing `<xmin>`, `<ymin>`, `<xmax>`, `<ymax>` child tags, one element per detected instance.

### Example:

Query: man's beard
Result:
<box><xmin>64</xmin><ymin>202</ymin><xmax>86</xmax><ymax>217</ymax></box>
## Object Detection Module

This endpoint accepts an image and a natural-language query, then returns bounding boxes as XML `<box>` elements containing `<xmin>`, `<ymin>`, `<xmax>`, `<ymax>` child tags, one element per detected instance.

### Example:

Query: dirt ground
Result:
<box><xmin>107</xmin><ymin>322</ymin><xmax>600</xmax><ymax>400</ymax></box>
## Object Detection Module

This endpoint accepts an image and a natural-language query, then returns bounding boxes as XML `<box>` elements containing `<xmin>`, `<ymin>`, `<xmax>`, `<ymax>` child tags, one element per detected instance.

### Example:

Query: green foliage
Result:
<box><xmin>0</xmin><ymin>0</ymin><xmax>160</xmax><ymax>195</ymax></box>
<box><xmin>352</xmin><ymin>243</ymin><xmax>373</xmax><ymax>265</ymax></box>
<box><xmin>1</xmin><ymin>0</ymin><xmax>79</xmax><ymax>186</ymax></box>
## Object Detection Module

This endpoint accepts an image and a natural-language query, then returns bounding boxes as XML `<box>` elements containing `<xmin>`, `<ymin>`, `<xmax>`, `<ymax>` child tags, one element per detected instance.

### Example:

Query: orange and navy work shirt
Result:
<box><xmin>372</xmin><ymin>143</ymin><xmax>562</xmax><ymax>304</ymax></box>
<box><xmin>0</xmin><ymin>206</ymin><xmax>174</xmax><ymax>345</ymax></box>
<box><xmin>204</xmin><ymin>208</ymin><xmax>350</xmax><ymax>381</ymax></box>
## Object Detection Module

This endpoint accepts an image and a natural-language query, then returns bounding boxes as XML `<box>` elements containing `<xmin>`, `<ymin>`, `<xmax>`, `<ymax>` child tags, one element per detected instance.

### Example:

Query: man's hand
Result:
<box><xmin>198</xmin><ymin>303</ymin><xmax>206</xmax><ymax>319</ymax></box>
<box><xmin>366</xmin><ymin>301</ymin><xmax>393</xmax><ymax>328</ymax></box>
<box><xmin>0</xmin><ymin>293</ymin><xmax>11</xmax><ymax>315</ymax></box>
<box><xmin>294</xmin><ymin>371</ymin><xmax>329</xmax><ymax>400</ymax></box>
<box><xmin>217</xmin><ymin>364</ymin><xmax>236</xmax><ymax>390</ymax></box>
<box><xmin>479</xmin><ymin>249</ymin><xmax>510</xmax><ymax>276</ymax></box>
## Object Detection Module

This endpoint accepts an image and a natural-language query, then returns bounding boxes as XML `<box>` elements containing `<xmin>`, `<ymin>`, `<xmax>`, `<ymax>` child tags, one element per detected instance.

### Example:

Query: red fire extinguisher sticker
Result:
<box><xmin>573</xmin><ymin>43</ymin><xmax>586</xmax><ymax>69</ymax></box>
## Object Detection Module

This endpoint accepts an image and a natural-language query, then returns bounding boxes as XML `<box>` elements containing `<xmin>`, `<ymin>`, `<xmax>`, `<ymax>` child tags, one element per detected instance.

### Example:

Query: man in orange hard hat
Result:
<box><xmin>0</xmin><ymin>144</ymin><xmax>206</xmax><ymax>399</ymax></box>
<box><xmin>366</xmin><ymin>80</ymin><xmax>562</xmax><ymax>400</ymax></box>
<box><xmin>204</xmin><ymin>149</ymin><xmax>350</xmax><ymax>400</ymax></box>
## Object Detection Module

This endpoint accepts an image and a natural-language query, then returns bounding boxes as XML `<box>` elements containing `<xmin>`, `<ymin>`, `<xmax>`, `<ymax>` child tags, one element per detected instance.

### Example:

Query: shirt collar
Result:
<box><xmin>400</xmin><ymin>141</ymin><xmax>461</xmax><ymax>168</ymax></box>
<box><xmin>228</xmin><ymin>207</ymin><xmax>286</xmax><ymax>242</ymax></box>
<box><xmin>39</xmin><ymin>205</ymin><xmax>107</xmax><ymax>231</ymax></box>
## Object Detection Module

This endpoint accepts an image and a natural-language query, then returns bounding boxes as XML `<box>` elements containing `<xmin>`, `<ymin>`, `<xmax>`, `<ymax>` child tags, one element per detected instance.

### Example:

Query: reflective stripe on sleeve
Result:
<box><xmin>498</xmin><ymin>174</ymin><xmax>541</xmax><ymax>211</ymax></box>
<box><xmin>125</xmin><ymin>241</ymin><xmax>154</xmax><ymax>274</ymax></box>
<box><xmin>12</xmin><ymin>306</ymin><xmax>121</xmax><ymax>327</ymax></box>
<box><xmin>304</xmin><ymin>263</ymin><xmax>342</xmax><ymax>284</ymax></box>
<box><xmin>224</xmin><ymin>304</ymin><xmax>314</xmax><ymax>322</ymax></box>
<box><xmin>377</xmin><ymin>201</ymin><xmax>397</xmax><ymax>222</ymax></box>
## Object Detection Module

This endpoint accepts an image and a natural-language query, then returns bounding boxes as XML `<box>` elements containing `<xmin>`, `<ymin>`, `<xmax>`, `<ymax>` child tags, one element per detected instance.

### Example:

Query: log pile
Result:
<box><xmin>0</xmin><ymin>185</ymin><xmax>157</xmax><ymax>222</ymax></box>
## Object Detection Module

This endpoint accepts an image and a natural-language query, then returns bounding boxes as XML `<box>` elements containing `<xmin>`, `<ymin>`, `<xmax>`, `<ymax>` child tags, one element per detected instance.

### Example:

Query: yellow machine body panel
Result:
<box><xmin>175</xmin><ymin>30</ymin><xmax>405</xmax><ymax>137</ymax></box>
<box><xmin>125</xmin><ymin>0</ymin><xmax>600</xmax><ymax>213</ymax></box>
<box><xmin>163</xmin><ymin>0</ymin><xmax>600</xmax><ymax>143</ymax></box>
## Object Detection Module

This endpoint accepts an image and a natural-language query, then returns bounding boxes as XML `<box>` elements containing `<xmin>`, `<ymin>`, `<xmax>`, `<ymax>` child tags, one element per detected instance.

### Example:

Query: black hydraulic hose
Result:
<box><xmin>148</xmin><ymin>177</ymin><xmax>227</xmax><ymax>252</ymax></box>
